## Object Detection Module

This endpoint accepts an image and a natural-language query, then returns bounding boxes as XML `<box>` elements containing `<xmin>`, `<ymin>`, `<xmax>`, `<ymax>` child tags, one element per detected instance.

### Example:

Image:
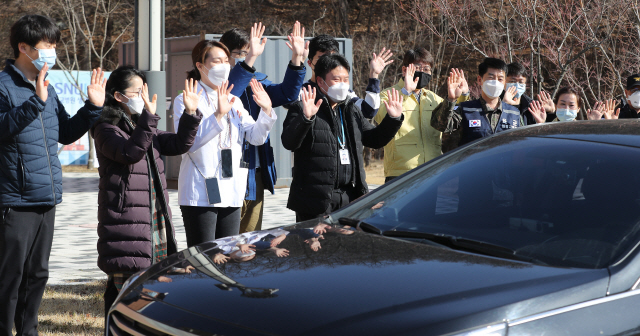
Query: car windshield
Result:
<box><xmin>330</xmin><ymin>136</ymin><xmax>640</xmax><ymax>269</ymax></box>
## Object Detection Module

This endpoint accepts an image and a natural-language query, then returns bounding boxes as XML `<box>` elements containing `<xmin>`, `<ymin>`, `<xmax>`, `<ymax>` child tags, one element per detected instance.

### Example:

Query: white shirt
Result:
<box><xmin>173</xmin><ymin>81</ymin><xmax>277</xmax><ymax>208</ymax></box>
<box><xmin>214</xmin><ymin>228</ymin><xmax>290</xmax><ymax>254</ymax></box>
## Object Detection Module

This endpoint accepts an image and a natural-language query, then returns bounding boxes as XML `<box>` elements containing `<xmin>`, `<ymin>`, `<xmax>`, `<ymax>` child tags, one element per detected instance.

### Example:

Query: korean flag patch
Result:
<box><xmin>469</xmin><ymin>120</ymin><xmax>481</xmax><ymax>127</ymax></box>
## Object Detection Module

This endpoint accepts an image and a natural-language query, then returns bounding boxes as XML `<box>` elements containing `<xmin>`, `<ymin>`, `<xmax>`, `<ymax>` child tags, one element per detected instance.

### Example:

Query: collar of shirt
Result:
<box><xmin>479</xmin><ymin>96</ymin><xmax>502</xmax><ymax>113</ymax></box>
<box><xmin>199</xmin><ymin>81</ymin><xmax>219</xmax><ymax>107</ymax></box>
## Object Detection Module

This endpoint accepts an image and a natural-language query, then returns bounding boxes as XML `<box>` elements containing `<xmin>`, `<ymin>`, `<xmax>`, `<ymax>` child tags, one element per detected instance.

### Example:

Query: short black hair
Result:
<box><xmin>105</xmin><ymin>65</ymin><xmax>147</xmax><ymax>110</ymax></box>
<box><xmin>478</xmin><ymin>58</ymin><xmax>508</xmax><ymax>77</ymax></box>
<box><xmin>507</xmin><ymin>62</ymin><xmax>527</xmax><ymax>78</ymax></box>
<box><xmin>315</xmin><ymin>54</ymin><xmax>350</xmax><ymax>80</ymax></box>
<box><xmin>402</xmin><ymin>47</ymin><xmax>434</xmax><ymax>67</ymax></box>
<box><xmin>309</xmin><ymin>34</ymin><xmax>340</xmax><ymax>61</ymax></box>
<box><xmin>219</xmin><ymin>28</ymin><xmax>250</xmax><ymax>52</ymax></box>
<box><xmin>10</xmin><ymin>15</ymin><xmax>61</xmax><ymax>58</ymax></box>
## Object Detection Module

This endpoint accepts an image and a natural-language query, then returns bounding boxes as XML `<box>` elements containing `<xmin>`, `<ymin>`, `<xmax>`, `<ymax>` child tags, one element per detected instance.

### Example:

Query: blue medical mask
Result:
<box><xmin>505</xmin><ymin>83</ymin><xmax>526</xmax><ymax>98</ymax></box>
<box><xmin>556</xmin><ymin>108</ymin><xmax>578</xmax><ymax>121</ymax></box>
<box><xmin>25</xmin><ymin>47</ymin><xmax>57</xmax><ymax>71</ymax></box>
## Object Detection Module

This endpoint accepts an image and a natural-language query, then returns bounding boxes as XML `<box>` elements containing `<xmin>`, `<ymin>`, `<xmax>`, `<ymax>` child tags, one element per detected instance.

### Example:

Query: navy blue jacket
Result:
<box><xmin>0</xmin><ymin>60</ymin><xmax>102</xmax><ymax>207</ymax></box>
<box><xmin>228</xmin><ymin>61</ymin><xmax>306</xmax><ymax>200</ymax></box>
<box><xmin>458</xmin><ymin>99</ymin><xmax>521</xmax><ymax>146</ymax></box>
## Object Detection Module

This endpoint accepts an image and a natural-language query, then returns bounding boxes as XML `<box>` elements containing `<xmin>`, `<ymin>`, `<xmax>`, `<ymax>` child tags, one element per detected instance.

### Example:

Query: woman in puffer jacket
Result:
<box><xmin>90</xmin><ymin>65</ymin><xmax>202</xmax><ymax>313</ymax></box>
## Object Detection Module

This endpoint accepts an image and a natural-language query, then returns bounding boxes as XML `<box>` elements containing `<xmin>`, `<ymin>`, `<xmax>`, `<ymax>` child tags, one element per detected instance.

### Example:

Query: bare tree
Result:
<box><xmin>49</xmin><ymin>0</ymin><xmax>133</xmax><ymax>168</ymax></box>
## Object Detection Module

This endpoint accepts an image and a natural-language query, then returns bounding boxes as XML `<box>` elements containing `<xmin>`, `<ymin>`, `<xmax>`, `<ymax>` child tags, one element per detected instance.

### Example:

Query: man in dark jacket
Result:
<box><xmin>617</xmin><ymin>74</ymin><xmax>640</xmax><ymax>119</ymax></box>
<box><xmin>282</xmin><ymin>54</ymin><xmax>403</xmax><ymax>221</ymax></box>
<box><xmin>0</xmin><ymin>15</ymin><xmax>104</xmax><ymax>336</ymax></box>
<box><xmin>501</xmin><ymin>62</ymin><xmax>556</xmax><ymax>124</ymax></box>
<box><xmin>222</xmin><ymin>22</ymin><xmax>306</xmax><ymax>233</ymax></box>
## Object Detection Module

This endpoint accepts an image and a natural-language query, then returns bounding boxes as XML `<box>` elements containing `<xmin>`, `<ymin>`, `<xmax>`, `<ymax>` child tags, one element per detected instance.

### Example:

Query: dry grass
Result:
<box><xmin>37</xmin><ymin>281</ymin><xmax>105</xmax><ymax>336</ymax></box>
<box><xmin>61</xmin><ymin>165</ymin><xmax>98</xmax><ymax>173</ymax></box>
<box><xmin>365</xmin><ymin>159</ymin><xmax>385</xmax><ymax>186</ymax></box>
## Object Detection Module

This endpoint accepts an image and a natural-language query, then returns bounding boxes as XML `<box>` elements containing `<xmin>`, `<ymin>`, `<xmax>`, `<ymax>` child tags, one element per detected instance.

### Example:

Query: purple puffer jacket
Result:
<box><xmin>90</xmin><ymin>106</ymin><xmax>202</xmax><ymax>274</ymax></box>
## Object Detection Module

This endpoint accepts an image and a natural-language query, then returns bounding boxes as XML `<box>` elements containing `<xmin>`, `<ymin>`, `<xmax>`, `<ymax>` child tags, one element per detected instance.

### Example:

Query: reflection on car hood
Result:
<box><xmin>118</xmin><ymin>221</ymin><xmax>609</xmax><ymax>336</ymax></box>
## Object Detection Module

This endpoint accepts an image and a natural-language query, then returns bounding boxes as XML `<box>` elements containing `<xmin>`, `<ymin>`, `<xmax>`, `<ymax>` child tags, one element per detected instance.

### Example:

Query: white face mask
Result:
<box><xmin>120</xmin><ymin>93</ymin><xmax>145</xmax><ymax>114</ymax></box>
<box><xmin>234</xmin><ymin>57</ymin><xmax>245</xmax><ymax>65</ymax></box>
<box><xmin>203</xmin><ymin>63</ymin><xmax>230</xmax><ymax>87</ymax></box>
<box><xmin>556</xmin><ymin>108</ymin><xmax>578</xmax><ymax>121</ymax></box>
<box><xmin>482</xmin><ymin>80</ymin><xmax>504</xmax><ymax>98</ymax></box>
<box><xmin>505</xmin><ymin>82</ymin><xmax>526</xmax><ymax>98</ymax></box>
<box><xmin>25</xmin><ymin>47</ymin><xmax>56</xmax><ymax>71</ymax></box>
<box><xmin>628</xmin><ymin>91</ymin><xmax>640</xmax><ymax>109</ymax></box>
<box><xmin>321</xmin><ymin>79</ymin><xmax>350</xmax><ymax>102</ymax></box>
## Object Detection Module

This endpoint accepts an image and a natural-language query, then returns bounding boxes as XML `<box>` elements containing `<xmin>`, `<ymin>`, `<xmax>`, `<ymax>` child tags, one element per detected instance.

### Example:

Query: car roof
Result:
<box><xmin>497</xmin><ymin>120</ymin><xmax>640</xmax><ymax>148</ymax></box>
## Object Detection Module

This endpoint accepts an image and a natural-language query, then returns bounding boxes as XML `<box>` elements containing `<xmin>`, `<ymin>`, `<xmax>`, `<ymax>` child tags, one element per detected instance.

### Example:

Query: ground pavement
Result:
<box><xmin>48</xmin><ymin>173</ymin><xmax>296</xmax><ymax>285</ymax></box>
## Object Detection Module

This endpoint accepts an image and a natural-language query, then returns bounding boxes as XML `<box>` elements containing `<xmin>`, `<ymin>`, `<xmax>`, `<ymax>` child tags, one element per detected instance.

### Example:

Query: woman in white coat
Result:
<box><xmin>173</xmin><ymin>39</ymin><xmax>276</xmax><ymax>245</ymax></box>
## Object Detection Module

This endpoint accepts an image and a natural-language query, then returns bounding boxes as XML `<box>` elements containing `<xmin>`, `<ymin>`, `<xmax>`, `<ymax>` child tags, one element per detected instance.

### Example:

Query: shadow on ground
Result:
<box><xmin>38</xmin><ymin>281</ymin><xmax>106</xmax><ymax>336</ymax></box>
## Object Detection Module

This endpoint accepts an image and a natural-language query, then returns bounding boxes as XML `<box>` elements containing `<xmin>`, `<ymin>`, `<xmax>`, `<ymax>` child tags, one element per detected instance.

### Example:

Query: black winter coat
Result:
<box><xmin>90</xmin><ymin>107</ymin><xmax>201</xmax><ymax>274</ymax></box>
<box><xmin>282</xmin><ymin>82</ymin><xmax>403</xmax><ymax>215</ymax></box>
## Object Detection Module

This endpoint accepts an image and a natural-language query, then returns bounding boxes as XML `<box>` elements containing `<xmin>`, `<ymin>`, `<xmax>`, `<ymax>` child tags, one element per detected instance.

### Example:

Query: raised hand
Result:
<box><xmin>35</xmin><ymin>63</ymin><xmax>50</xmax><ymax>102</ymax></box>
<box><xmin>457</xmin><ymin>69</ymin><xmax>469</xmax><ymax>96</ymax></box>
<box><xmin>313</xmin><ymin>223</ymin><xmax>331</xmax><ymax>234</ymax></box>
<box><xmin>183</xmin><ymin>78</ymin><xmax>203</xmax><ymax>115</ymax></box>
<box><xmin>537</xmin><ymin>90</ymin><xmax>555</xmax><ymax>113</ymax></box>
<box><xmin>141</xmin><ymin>83</ymin><xmax>157</xmax><ymax>115</ymax></box>
<box><xmin>273</xmin><ymin>248</ymin><xmax>290</xmax><ymax>257</ymax></box>
<box><xmin>503</xmin><ymin>85</ymin><xmax>518</xmax><ymax>105</ymax></box>
<box><xmin>250</xmin><ymin>78</ymin><xmax>272</xmax><ymax>116</ymax></box>
<box><xmin>213</xmin><ymin>253</ymin><xmax>230</xmax><ymax>264</ymax></box>
<box><xmin>447</xmin><ymin>68</ymin><xmax>466</xmax><ymax>101</ymax></box>
<box><xmin>370</xmin><ymin>47</ymin><xmax>393</xmax><ymax>79</ymax></box>
<box><xmin>87</xmin><ymin>67</ymin><xmax>107</xmax><ymax>107</ymax></box>
<box><xmin>286</xmin><ymin>21</ymin><xmax>306</xmax><ymax>66</ymax></box>
<box><xmin>603</xmin><ymin>98</ymin><xmax>620</xmax><ymax>119</ymax></box>
<box><xmin>216</xmin><ymin>80</ymin><xmax>236</xmax><ymax>121</ymax></box>
<box><xmin>270</xmin><ymin>234</ymin><xmax>287</xmax><ymax>247</ymax></box>
<box><xmin>404</xmin><ymin>63</ymin><xmax>418</xmax><ymax>93</ymax></box>
<box><xmin>528</xmin><ymin>100</ymin><xmax>547</xmax><ymax>124</ymax></box>
<box><xmin>383</xmin><ymin>88</ymin><xmax>403</xmax><ymax>118</ymax></box>
<box><xmin>301</xmin><ymin>86</ymin><xmax>323</xmax><ymax>119</ymax></box>
<box><xmin>239</xmin><ymin>244</ymin><xmax>256</xmax><ymax>253</ymax></box>
<box><xmin>586</xmin><ymin>101</ymin><xmax>605</xmax><ymax>120</ymax></box>
<box><xmin>245</xmin><ymin>22</ymin><xmax>267</xmax><ymax>67</ymax></box>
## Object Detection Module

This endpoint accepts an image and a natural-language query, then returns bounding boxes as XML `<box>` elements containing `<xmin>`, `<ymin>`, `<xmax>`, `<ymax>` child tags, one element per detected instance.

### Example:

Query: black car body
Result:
<box><xmin>107</xmin><ymin>120</ymin><xmax>640</xmax><ymax>336</ymax></box>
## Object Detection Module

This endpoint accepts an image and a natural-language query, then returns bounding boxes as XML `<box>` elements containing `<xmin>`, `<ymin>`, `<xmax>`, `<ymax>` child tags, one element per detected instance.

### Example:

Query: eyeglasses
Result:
<box><xmin>413</xmin><ymin>64</ymin><xmax>432</xmax><ymax>72</ymax></box>
<box><xmin>231</xmin><ymin>50</ymin><xmax>249</xmax><ymax>57</ymax></box>
<box><xmin>120</xmin><ymin>89</ymin><xmax>141</xmax><ymax>98</ymax></box>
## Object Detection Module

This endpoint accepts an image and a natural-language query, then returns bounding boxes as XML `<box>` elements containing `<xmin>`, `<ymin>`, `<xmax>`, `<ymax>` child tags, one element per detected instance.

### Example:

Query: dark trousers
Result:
<box><xmin>295</xmin><ymin>187</ymin><xmax>356</xmax><ymax>222</ymax></box>
<box><xmin>103</xmin><ymin>277</ymin><xmax>119</xmax><ymax>319</ymax></box>
<box><xmin>0</xmin><ymin>206</ymin><xmax>55</xmax><ymax>336</ymax></box>
<box><xmin>180</xmin><ymin>206</ymin><xmax>241</xmax><ymax>246</ymax></box>
<box><xmin>385</xmin><ymin>176</ymin><xmax>398</xmax><ymax>183</ymax></box>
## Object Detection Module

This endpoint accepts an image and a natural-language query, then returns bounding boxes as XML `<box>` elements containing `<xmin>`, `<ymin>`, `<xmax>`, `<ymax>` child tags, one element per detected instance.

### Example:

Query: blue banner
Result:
<box><xmin>48</xmin><ymin>70</ymin><xmax>110</xmax><ymax>165</ymax></box>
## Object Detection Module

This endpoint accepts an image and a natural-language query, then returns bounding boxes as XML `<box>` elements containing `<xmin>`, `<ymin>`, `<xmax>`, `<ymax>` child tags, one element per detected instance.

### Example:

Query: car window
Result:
<box><xmin>333</xmin><ymin>137</ymin><xmax>640</xmax><ymax>268</ymax></box>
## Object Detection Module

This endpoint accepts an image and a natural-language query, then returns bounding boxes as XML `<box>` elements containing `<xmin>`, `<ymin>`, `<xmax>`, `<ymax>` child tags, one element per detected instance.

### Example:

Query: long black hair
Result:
<box><xmin>104</xmin><ymin>65</ymin><xmax>147</xmax><ymax>110</ymax></box>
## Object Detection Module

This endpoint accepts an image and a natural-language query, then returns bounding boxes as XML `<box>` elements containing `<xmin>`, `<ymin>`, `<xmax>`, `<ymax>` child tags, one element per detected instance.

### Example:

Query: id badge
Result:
<box><xmin>205</xmin><ymin>177</ymin><xmax>222</xmax><ymax>204</ymax></box>
<box><xmin>221</xmin><ymin>149</ymin><xmax>233</xmax><ymax>178</ymax></box>
<box><xmin>339</xmin><ymin>149</ymin><xmax>350</xmax><ymax>165</ymax></box>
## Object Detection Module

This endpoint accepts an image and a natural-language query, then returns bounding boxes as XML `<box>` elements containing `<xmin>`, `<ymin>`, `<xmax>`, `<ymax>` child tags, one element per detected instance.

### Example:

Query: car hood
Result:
<box><xmin>117</xmin><ymin>222</ymin><xmax>610</xmax><ymax>336</ymax></box>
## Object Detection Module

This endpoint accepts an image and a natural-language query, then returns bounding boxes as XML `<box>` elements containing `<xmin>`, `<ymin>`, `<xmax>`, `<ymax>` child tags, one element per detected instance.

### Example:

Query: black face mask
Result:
<box><xmin>414</xmin><ymin>71</ymin><xmax>432</xmax><ymax>89</ymax></box>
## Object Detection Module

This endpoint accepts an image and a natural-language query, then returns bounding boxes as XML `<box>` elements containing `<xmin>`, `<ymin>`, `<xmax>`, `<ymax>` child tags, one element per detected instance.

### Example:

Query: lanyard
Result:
<box><xmin>337</xmin><ymin>106</ymin><xmax>346</xmax><ymax>149</ymax></box>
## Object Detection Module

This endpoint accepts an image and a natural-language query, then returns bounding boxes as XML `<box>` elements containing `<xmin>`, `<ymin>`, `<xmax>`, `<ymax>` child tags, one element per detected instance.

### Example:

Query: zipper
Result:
<box><xmin>39</xmin><ymin>113</ymin><xmax>56</xmax><ymax>201</ymax></box>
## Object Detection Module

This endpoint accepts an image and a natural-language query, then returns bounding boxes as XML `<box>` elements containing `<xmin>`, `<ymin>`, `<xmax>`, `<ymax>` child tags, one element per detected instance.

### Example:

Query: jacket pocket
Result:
<box><xmin>392</xmin><ymin>143</ymin><xmax>421</xmax><ymax>172</ymax></box>
<box><xmin>117</xmin><ymin>180</ymin><xmax>126</xmax><ymax>211</ymax></box>
<box><xmin>17</xmin><ymin>155</ymin><xmax>25</xmax><ymax>193</ymax></box>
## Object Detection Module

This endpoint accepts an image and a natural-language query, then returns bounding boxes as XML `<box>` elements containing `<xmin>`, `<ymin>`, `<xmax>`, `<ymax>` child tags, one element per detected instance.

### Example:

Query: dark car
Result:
<box><xmin>106</xmin><ymin>120</ymin><xmax>640</xmax><ymax>336</ymax></box>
